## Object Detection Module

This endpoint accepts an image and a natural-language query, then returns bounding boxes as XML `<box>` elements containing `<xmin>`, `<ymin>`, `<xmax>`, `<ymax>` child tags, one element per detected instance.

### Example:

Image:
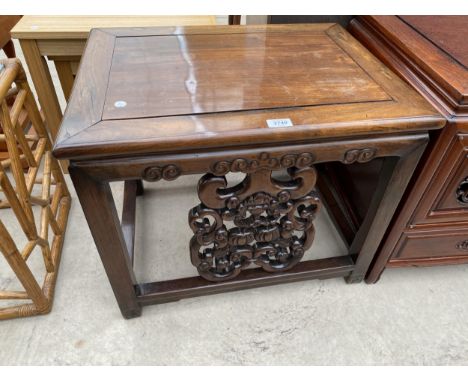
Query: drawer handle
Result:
<box><xmin>456</xmin><ymin>177</ymin><xmax>468</xmax><ymax>204</ymax></box>
<box><xmin>456</xmin><ymin>240</ymin><xmax>468</xmax><ymax>251</ymax></box>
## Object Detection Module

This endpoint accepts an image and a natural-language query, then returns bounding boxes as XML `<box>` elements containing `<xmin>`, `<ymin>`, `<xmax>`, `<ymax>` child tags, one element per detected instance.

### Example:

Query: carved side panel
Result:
<box><xmin>188</xmin><ymin>152</ymin><xmax>321</xmax><ymax>282</ymax></box>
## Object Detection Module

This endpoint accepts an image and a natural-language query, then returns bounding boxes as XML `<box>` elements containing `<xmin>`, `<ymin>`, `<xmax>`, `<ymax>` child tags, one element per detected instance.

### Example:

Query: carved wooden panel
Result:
<box><xmin>411</xmin><ymin>132</ymin><xmax>468</xmax><ymax>225</ymax></box>
<box><xmin>142</xmin><ymin>164</ymin><xmax>180</xmax><ymax>181</ymax></box>
<box><xmin>188</xmin><ymin>152</ymin><xmax>321</xmax><ymax>282</ymax></box>
<box><xmin>342</xmin><ymin>148</ymin><xmax>376</xmax><ymax>164</ymax></box>
<box><xmin>456</xmin><ymin>177</ymin><xmax>468</xmax><ymax>204</ymax></box>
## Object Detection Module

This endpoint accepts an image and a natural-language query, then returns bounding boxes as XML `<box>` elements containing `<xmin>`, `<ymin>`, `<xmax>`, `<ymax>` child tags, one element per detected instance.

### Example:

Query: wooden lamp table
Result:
<box><xmin>53</xmin><ymin>24</ymin><xmax>444</xmax><ymax>318</ymax></box>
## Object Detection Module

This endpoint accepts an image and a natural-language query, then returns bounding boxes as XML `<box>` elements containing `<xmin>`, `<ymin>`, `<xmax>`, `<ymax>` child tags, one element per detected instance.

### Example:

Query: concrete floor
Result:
<box><xmin>2</xmin><ymin>17</ymin><xmax>468</xmax><ymax>366</ymax></box>
<box><xmin>2</xmin><ymin>176</ymin><xmax>468</xmax><ymax>365</ymax></box>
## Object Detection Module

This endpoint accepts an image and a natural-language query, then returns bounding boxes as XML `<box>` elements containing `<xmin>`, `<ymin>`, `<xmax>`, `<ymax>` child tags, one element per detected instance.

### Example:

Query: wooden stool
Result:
<box><xmin>0</xmin><ymin>59</ymin><xmax>71</xmax><ymax>320</ymax></box>
<box><xmin>53</xmin><ymin>24</ymin><xmax>444</xmax><ymax>319</ymax></box>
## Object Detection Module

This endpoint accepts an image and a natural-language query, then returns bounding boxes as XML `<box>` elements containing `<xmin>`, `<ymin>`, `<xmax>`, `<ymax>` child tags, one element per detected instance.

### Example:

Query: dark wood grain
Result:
<box><xmin>391</xmin><ymin>224</ymin><xmax>468</xmax><ymax>260</ymax></box>
<box><xmin>347</xmin><ymin>137</ymin><xmax>427</xmax><ymax>282</ymax></box>
<box><xmin>228</xmin><ymin>15</ymin><xmax>241</xmax><ymax>25</ymax></box>
<box><xmin>400</xmin><ymin>16</ymin><xmax>468</xmax><ymax>69</ymax></box>
<box><xmin>121</xmin><ymin>180</ymin><xmax>142</xmax><ymax>266</ymax></box>
<box><xmin>55</xmin><ymin>24</ymin><xmax>443</xmax><ymax>317</ymax></box>
<box><xmin>189</xmin><ymin>154</ymin><xmax>320</xmax><ymax>281</ymax></box>
<box><xmin>316</xmin><ymin>158</ymin><xmax>385</xmax><ymax>246</ymax></box>
<box><xmin>315</xmin><ymin>163</ymin><xmax>362</xmax><ymax>246</ymax></box>
<box><xmin>137</xmin><ymin>255</ymin><xmax>355</xmax><ymax>305</ymax></box>
<box><xmin>349</xmin><ymin>16</ymin><xmax>468</xmax><ymax>282</ymax></box>
<box><xmin>0</xmin><ymin>16</ymin><xmax>21</xmax><ymax>56</ymax></box>
<box><xmin>388</xmin><ymin>254</ymin><xmax>468</xmax><ymax>268</ymax></box>
<box><xmin>55</xmin><ymin>29</ymin><xmax>115</xmax><ymax>143</ymax></box>
<box><xmin>103</xmin><ymin>31</ymin><xmax>390</xmax><ymax>120</ymax></box>
<box><xmin>53</xmin><ymin>24</ymin><xmax>443</xmax><ymax>161</ymax></box>
<box><xmin>351</xmin><ymin>16</ymin><xmax>468</xmax><ymax>114</ymax></box>
<box><xmin>411</xmin><ymin>125</ymin><xmax>468</xmax><ymax>224</ymax></box>
<box><xmin>65</xmin><ymin>134</ymin><xmax>430</xmax><ymax>181</ymax></box>
<box><xmin>68</xmin><ymin>167</ymin><xmax>141</xmax><ymax>318</ymax></box>
<box><xmin>269</xmin><ymin>15</ymin><xmax>353</xmax><ymax>28</ymax></box>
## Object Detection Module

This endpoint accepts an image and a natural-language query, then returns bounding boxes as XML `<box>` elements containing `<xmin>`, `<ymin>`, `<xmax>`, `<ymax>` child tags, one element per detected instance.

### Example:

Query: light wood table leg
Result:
<box><xmin>19</xmin><ymin>39</ymin><xmax>69</xmax><ymax>172</ymax></box>
<box><xmin>54</xmin><ymin>60</ymin><xmax>74</xmax><ymax>102</ymax></box>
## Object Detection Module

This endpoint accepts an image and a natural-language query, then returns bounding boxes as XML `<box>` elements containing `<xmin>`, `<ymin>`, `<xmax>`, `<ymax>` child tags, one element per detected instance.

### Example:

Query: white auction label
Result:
<box><xmin>266</xmin><ymin>118</ymin><xmax>293</xmax><ymax>128</ymax></box>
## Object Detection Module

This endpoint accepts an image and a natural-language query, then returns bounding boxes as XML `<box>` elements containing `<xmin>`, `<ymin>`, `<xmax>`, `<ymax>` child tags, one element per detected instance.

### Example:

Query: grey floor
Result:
<box><xmin>2</xmin><ymin>175</ymin><xmax>468</xmax><ymax>366</ymax></box>
<box><xmin>2</xmin><ymin>18</ymin><xmax>468</xmax><ymax>366</ymax></box>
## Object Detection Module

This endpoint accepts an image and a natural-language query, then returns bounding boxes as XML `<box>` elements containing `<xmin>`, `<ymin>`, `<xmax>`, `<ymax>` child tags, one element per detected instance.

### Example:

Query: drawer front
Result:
<box><xmin>412</xmin><ymin>128</ymin><xmax>468</xmax><ymax>225</ymax></box>
<box><xmin>392</xmin><ymin>226</ymin><xmax>468</xmax><ymax>261</ymax></box>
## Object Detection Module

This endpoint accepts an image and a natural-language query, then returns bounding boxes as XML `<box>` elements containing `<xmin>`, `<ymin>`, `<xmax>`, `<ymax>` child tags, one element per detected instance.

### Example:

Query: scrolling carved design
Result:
<box><xmin>143</xmin><ymin>164</ymin><xmax>181</xmax><ymax>181</ymax></box>
<box><xmin>189</xmin><ymin>152</ymin><xmax>321</xmax><ymax>282</ymax></box>
<box><xmin>343</xmin><ymin>148</ymin><xmax>376</xmax><ymax>164</ymax></box>
<box><xmin>456</xmin><ymin>177</ymin><xmax>468</xmax><ymax>204</ymax></box>
<box><xmin>456</xmin><ymin>240</ymin><xmax>468</xmax><ymax>251</ymax></box>
<box><xmin>211</xmin><ymin>152</ymin><xmax>315</xmax><ymax>175</ymax></box>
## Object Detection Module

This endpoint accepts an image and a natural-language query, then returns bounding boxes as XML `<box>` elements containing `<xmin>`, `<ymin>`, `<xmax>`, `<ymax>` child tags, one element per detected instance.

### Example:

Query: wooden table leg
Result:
<box><xmin>346</xmin><ymin>135</ymin><xmax>428</xmax><ymax>283</ymax></box>
<box><xmin>2</xmin><ymin>39</ymin><xmax>16</xmax><ymax>58</ymax></box>
<box><xmin>54</xmin><ymin>60</ymin><xmax>74</xmax><ymax>101</ymax></box>
<box><xmin>121</xmin><ymin>180</ymin><xmax>144</xmax><ymax>266</ymax></box>
<box><xmin>19</xmin><ymin>39</ymin><xmax>69</xmax><ymax>172</ymax></box>
<box><xmin>229</xmin><ymin>15</ymin><xmax>242</xmax><ymax>25</ymax></box>
<box><xmin>69</xmin><ymin>166</ymin><xmax>142</xmax><ymax>318</ymax></box>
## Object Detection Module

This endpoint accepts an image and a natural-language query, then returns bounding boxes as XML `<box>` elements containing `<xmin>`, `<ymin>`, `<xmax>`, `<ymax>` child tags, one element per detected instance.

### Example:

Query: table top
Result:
<box><xmin>401</xmin><ymin>16</ymin><xmax>468</xmax><ymax>69</ymax></box>
<box><xmin>11</xmin><ymin>16</ymin><xmax>216</xmax><ymax>39</ymax></box>
<box><xmin>360</xmin><ymin>16</ymin><xmax>468</xmax><ymax>111</ymax></box>
<box><xmin>53</xmin><ymin>24</ymin><xmax>444</xmax><ymax>160</ymax></box>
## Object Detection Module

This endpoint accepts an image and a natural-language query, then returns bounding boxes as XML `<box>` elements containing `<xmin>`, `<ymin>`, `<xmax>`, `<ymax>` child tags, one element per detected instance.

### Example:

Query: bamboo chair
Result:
<box><xmin>0</xmin><ymin>16</ymin><xmax>22</xmax><ymax>162</ymax></box>
<box><xmin>0</xmin><ymin>58</ymin><xmax>71</xmax><ymax>319</ymax></box>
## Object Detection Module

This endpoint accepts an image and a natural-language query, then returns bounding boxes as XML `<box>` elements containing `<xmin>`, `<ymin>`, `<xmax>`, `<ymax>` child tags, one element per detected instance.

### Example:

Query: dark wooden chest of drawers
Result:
<box><xmin>349</xmin><ymin>16</ymin><xmax>468</xmax><ymax>282</ymax></box>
